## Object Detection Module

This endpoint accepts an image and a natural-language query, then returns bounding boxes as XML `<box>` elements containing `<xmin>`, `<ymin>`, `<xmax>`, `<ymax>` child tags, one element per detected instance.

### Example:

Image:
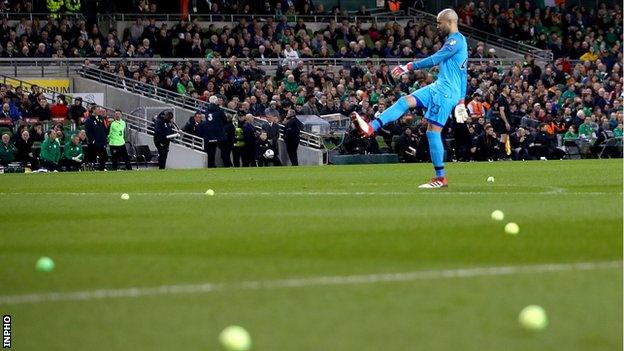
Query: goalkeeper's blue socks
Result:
<box><xmin>371</xmin><ymin>96</ymin><xmax>410</xmax><ymax>132</ymax></box>
<box><xmin>426</xmin><ymin>130</ymin><xmax>446</xmax><ymax>178</ymax></box>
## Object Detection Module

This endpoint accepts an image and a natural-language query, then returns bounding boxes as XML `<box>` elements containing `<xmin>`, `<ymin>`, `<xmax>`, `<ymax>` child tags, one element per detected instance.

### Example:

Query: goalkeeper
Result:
<box><xmin>351</xmin><ymin>8</ymin><xmax>468</xmax><ymax>188</ymax></box>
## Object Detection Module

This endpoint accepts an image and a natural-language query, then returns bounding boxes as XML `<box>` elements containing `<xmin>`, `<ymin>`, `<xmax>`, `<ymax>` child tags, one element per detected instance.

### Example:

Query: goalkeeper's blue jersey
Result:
<box><xmin>412</xmin><ymin>31</ymin><xmax>468</xmax><ymax>102</ymax></box>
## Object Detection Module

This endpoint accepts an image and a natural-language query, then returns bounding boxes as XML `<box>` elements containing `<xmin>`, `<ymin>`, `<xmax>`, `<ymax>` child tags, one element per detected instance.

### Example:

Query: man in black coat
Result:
<box><xmin>69</xmin><ymin>97</ymin><xmax>87</xmax><ymax>125</ymax></box>
<box><xmin>198</xmin><ymin>96</ymin><xmax>229</xmax><ymax>168</ymax></box>
<box><xmin>84</xmin><ymin>107</ymin><xmax>108</xmax><ymax>170</ymax></box>
<box><xmin>531</xmin><ymin>123</ymin><xmax>565</xmax><ymax>160</ymax></box>
<box><xmin>509</xmin><ymin>127</ymin><xmax>530</xmax><ymax>160</ymax></box>
<box><xmin>283</xmin><ymin>110</ymin><xmax>303</xmax><ymax>166</ymax></box>
<box><xmin>241</xmin><ymin>114</ymin><xmax>257</xmax><ymax>167</ymax></box>
<box><xmin>14</xmin><ymin>129</ymin><xmax>38</xmax><ymax>169</ymax></box>
<box><xmin>153</xmin><ymin>111</ymin><xmax>176</xmax><ymax>169</ymax></box>
<box><xmin>397</xmin><ymin>127</ymin><xmax>418</xmax><ymax>162</ymax></box>
<box><xmin>182</xmin><ymin>111</ymin><xmax>203</xmax><ymax>136</ymax></box>
<box><xmin>472</xmin><ymin>124</ymin><xmax>501</xmax><ymax>161</ymax></box>
<box><xmin>262</xmin><ymin>114</ymin><xmax>282</xmax><ymax>166</ymax></box>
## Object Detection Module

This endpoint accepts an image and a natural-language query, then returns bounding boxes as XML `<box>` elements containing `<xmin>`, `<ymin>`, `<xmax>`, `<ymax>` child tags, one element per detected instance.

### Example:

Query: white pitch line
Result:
<box><xmin>0</xmin><ymin>261</ymin><xmax>620</xmax><ymax>305</ymax></box>
<box><xmin>0</xmin><ymin>191</ymin><xmax>620</xmax><ymax>196</ymax></box>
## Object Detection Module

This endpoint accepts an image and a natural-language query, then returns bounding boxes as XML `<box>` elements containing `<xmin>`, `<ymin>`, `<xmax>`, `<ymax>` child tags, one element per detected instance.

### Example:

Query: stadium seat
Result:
<box><xmin>136</xmin><ymin>144</ymin><xmax>154</xmax><ymax>168</ymax></box>
<box><xmin>376</xmin><ymin>136</ymin><xmax>391</xmax><ymax>153</ymax></box>
<box><xmin>125</xmin><ymin>141</ymin><xmax>139</xmax><ymax>170</ymax></box>
<box><xmin>598</xmin><ymin>137</ymin><xmax>622</xmax><ymax>159</ymax></box>
<box><xmin>564</xmin><ymin>141</ymin><xmax>581</xmax><ymax>159</ymax></box>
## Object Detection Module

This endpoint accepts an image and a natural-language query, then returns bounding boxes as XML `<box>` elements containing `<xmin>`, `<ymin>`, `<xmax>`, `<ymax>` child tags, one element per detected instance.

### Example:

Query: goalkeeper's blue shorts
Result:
<box><xmin>411</xmin><ymin>85</ymin><xmax>456</xmax><ymax>128</ymax></box>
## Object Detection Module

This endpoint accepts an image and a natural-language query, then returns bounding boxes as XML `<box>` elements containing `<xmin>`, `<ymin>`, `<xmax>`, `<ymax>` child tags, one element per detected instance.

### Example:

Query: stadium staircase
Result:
<box><xmin>407</xmin><ymin>7</ymin><xmax>553</xmax><ymax>62</ymax></box>
<box><xmin>1</xmin><ymin>74</ymin><xmax>208</xmax><ymax>169</ymax></box>
<box><xmin>76</xmin><ymin>66</ymin><xmax>325</xmax><ymax>165</ymax></box>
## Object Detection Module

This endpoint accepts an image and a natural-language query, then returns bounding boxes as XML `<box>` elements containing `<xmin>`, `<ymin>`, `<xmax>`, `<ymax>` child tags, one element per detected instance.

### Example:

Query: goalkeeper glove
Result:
<box><xmin>391</xmin><ymin>62</ymin><xmax>414</xmax><ymax>79</ymax></box>
<box><xmin>454</xmin><ymin>100</ymin><xmax>469</xmax><ymax>124</ymax></box>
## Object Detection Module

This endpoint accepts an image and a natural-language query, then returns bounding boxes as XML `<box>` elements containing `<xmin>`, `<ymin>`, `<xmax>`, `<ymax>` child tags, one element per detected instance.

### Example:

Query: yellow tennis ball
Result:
<box><xmin>205</xmin><ymin>189</ymin><xmax>215</xmax><ymax>196</ymax></box>
<box><xmin>36</xmin><ymin>257</ymin><xmax>55</xmax><ymax>272</ymax></box>
<box><xmin>219</xmin><ymin>326</ymin><xmax>251</xmax><ymax>351</ymax></box>
<box><xmin>491</xmin><ymin>210</ymin><xmax>505</xmax><ymax>221</ymax></box>
<box><xmin>519</xmin><ymin>305</ymin><xmax>548</xmax><ymax>331</ymax></box>
<box><xmin>121</xmin><ymin>193</ymin><xmax>130</xmax><ymax>200</ymax></box>
<box><xmin>505</xmin><ymin>222</ymin><xmax>520</xmax><ymax>235</ymax></box>
<box><xmin>487</xmin><ymin>176</ymin><xmax>495</xmax><ymax>183</ymax></box>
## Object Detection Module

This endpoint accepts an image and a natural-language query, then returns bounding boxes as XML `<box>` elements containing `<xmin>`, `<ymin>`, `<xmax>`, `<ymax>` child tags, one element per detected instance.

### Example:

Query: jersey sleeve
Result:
<box><xmin>412</xmin><ymin>37</ymin><xmax>459</xmax><ymax>70</ymax></box>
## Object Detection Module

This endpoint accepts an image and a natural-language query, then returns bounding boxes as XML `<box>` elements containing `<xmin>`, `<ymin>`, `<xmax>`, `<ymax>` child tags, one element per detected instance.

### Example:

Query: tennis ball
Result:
<box><xmin>219</xmin><ymin>325</ymin><xmax>251</xmax><ymax>351</ymax></box>
<box><xmin>519</xmin><ymin>305</ymin><xmax>548</xmax><ymax>331</ymax></box>
<box><xmin>205</xmin><ymin>189</ymin><xmax>215</xmax><ymax>196</ymax></box>
<box><xmin>505</xmin><ymin>222</ymin><xmax>520</xmax><ymax>235</ymax></box>
<box><xmin>121</xmin><ymin>193</ymin><xmax>130</xmax><ymax>200</ymax></box>
<box><xmin>487</xmin><ymin>176</ymin><xmax>495</xmax><ymax>183</ymax></box>
<box><xmin>491</xmin><ymin>210</ymin><xmax>505</xmax><ymax>221</ymax></box>
<box><xmin>36</xmin><ymin>257</ymin><xmax>55</xmax><ymax>272</ymax></box>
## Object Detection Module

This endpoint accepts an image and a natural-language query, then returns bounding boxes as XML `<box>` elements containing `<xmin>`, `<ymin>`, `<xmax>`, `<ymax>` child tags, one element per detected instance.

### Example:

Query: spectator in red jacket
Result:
<box><xmin>50</xmin><ymin>94</ymin><xmax>69</xmax><ymax>119</ymax></box>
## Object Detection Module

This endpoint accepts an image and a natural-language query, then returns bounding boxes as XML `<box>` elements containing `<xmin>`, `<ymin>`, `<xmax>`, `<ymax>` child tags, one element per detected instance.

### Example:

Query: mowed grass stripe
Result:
<box><xmin>0</xmin><ymin>260</ymin><xmax>619</xmax><ymax>305</ymax></box>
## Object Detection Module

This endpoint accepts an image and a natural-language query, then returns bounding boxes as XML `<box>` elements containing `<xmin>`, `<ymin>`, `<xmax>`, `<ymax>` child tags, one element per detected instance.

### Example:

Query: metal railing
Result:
<box><xmin>407</xmin><ymin>7</ymin><xmax>553</xmax><ymax>61</ymax></box>
<box><xmin>80</xmin><ymin>64</ymin><xmax>209</xmax><ymax>111</ymax></box>
<box><xmin>0</xmin><ymin>12</ymin><xmax>86</xmax><ymax>21</ymax></box>
<box><xmin>0</xmin><ymin>58</ymin><xmax>82</xmax><ymax>77</ymax></box>
<box><xmin>79</xmin><ymin>65</ymin><xmax>324</xmax><ymax>149</ymax></box>
<box><xmin>98</xmin><ymin>11</ymin><xmax>410</xmax><ymax>24</ymax></box>
<box><xmin>0</xmin><ymin>73</ymin><xmax>205</xmax><ymax>152</ymax></box>
<box><xmin>128</xmin><ymin>106</ymin><xmax>205</xmax><ymax>151</ymax></box>
<box><xmin>0</xmin><ymin>56</ymin><xmax>524</xmax><ymax>78</ymax></box>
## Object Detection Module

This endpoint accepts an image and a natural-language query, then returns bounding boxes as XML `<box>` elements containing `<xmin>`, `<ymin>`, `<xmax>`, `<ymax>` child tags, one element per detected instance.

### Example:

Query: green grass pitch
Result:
<box><xmin>0</xmin><ymin>159</ymin><xmax>621</xmax><ymax>350</ymax></box>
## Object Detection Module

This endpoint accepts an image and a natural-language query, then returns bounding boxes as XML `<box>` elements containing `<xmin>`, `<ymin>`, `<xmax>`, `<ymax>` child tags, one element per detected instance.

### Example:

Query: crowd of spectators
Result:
<box><xmin>0</xmin><ymin>82</ymin><xmax>117</xmax><ymax>171</ymax></box>
<box><xmin>0</xmin><ymin>6</ymin><xmax>475</xmax><ymax>62</ymax></box>
<box><xmin>342</xmin><ymin>51</ymin><xmax>622</xmax><ymax>161</ymax></box>
<box><xmin>93</xmin><ymin>45</ymin><xmax>621</xmax><ymax>162</ymax></box>
<box><xmin>0</xmin><ymin>80</ymin><xmax>299</xmax><ymax>169</ymax></box>
<box><xmin>458</xmin><ymin>1</ymin><xmax>622</xmax><ymax>60</ymax></box>
<box><xmin>0</xmin><ymin>1</ymin><xmax>621</xmax><ymax>168</ymax></box>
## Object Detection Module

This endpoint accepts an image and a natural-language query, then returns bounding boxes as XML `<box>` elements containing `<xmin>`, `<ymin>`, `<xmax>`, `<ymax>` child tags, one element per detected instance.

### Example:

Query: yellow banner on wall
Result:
<box><xmin>3</xmin><ymin>78</ymin><xmax>71</xmax><ymax>94</ymax></box>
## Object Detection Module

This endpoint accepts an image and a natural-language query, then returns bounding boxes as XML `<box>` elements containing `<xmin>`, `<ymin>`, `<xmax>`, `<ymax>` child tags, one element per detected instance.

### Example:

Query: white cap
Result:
<box><xmin>209</xmin><ymin>95</ymin><xmax>218</xmax><ymax>104</ymax></box>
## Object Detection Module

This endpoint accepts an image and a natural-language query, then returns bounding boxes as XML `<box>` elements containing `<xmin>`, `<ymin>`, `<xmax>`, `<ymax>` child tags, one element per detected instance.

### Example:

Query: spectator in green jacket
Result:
<box><xmin>40</xmin><ymin>130</ymin><xmax>61</xmax><ymax>171</ymax></box>
<box><xmin>578</xmin><ymin>117</ymin><xmax>596</xmax><ymax>140</ymax></box>
<box><xmin>176</xmin><ymin>74</ymin><xmax>194</xmax><ymax>95</ymax></box>
<box><xmin>563</xmin><ymin>125</ymin><xmax>579</xmax><ymax>141</ymax></box>
<box><xmin>614</xmin><ymin>123</ymin><xmax>623</xmax><ymax>138</ymax></box>
<box><xmin>283</xmin><ymin>74</ymin><xmax>298</xmax><ymax>93</ymax></box>
<box><xmin>0</xmin><ymin>133</ymin><xmax>17</xmax><ymax>166</ymax></box>
<box><xmin>61</xmin><ymin>133</ymin><xmax>84</xmax><ymax>171</ymax></box>
<box><xmin>108</xmin><ymin>109</ymin><xmax>132</xmax><ymax>170</ymax></box>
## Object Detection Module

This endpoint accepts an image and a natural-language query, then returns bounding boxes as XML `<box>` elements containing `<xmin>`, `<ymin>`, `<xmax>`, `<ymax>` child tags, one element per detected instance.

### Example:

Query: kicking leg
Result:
<box><xmin>351</xmin><ymin>95</ymin><xmax>421</xmax><ymax>137</ymax></box>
